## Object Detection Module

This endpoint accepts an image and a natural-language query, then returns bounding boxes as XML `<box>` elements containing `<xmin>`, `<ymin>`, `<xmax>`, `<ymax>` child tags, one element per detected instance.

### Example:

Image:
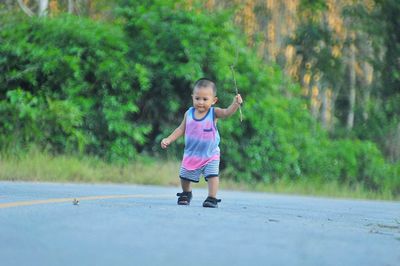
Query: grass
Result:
<box><xmin>0</xmin><ymin>150</ymin><xmax>397</xmax><ymax>201</ymax></box>
<box><xmin>0</xmin><ymin>150</ymin><xmax>180</xmax><ymax>186</ymax></box>
<box><xmin>220</xmin><ymin>176</ymin><xmax>397</xmax><ymax>201</ymax></box>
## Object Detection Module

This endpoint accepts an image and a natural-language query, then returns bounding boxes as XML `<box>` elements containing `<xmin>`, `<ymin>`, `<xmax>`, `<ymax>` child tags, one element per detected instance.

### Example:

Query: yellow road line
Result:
<box><xmin>0</xmin><ymin>194</ymin><xmax>171</xmax><ymax>209</ymax></box>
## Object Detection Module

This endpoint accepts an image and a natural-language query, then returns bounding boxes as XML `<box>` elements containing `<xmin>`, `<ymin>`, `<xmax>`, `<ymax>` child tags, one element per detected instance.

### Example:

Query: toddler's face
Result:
<box><xmin>192</xmin><ymin>86</ymin><xmax>217</xmax><ymax>113</ymax></box>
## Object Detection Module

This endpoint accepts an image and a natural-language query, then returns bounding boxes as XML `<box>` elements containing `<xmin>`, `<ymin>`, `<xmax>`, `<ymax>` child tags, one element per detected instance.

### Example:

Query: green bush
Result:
<box><xmin>0</xmin><ymin>88</ymin><xmax>84</xmax><ymax>153</ymax></box>
<box><xmin>0</xmin><ymin>89</ymin><xmax>43</xmax><ymax>152</ymax></box>
<box><xmin>301</xmin><ymin>139</ymin><xmax>399</xmax><ymax>195</ymax></box>
<box><xmin>0</xmin><ymin>15</ymin><xmax>150</xmax><ymax>160</ymax></box>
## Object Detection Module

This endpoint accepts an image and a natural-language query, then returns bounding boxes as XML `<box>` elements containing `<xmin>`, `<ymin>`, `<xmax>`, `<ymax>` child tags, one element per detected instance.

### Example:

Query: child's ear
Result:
<box><xmin>213</xmin><ymin>97</ymin><xmax>218</xmax><ymax>104</ymax></box>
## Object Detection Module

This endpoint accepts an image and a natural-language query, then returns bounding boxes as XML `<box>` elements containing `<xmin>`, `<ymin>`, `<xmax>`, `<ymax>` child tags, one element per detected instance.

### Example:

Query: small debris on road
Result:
<box><xmin>73</xmin><ymin>198</ymin><xmax>79</xmax><ymax>206</ymax></box>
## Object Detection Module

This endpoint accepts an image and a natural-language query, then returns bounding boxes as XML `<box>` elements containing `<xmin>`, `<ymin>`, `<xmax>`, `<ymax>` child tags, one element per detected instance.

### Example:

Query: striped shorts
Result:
<box><xmin>179</xmin><ymin>160</ymin><xmax>220</xmax><ymax>183</ymax></box>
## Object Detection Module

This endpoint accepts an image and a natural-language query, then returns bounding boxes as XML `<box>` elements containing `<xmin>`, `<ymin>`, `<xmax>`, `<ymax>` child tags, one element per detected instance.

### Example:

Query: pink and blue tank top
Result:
<box><xmin>182</xmin><ymin>107</ymin><xmax>220</xmax><ymax>170</ymax></box>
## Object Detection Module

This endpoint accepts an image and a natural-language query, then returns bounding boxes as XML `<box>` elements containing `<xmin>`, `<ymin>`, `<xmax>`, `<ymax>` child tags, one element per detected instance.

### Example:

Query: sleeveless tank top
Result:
<box><xmin>182</xmin><ymin>107</ymin><xmax>220</xmax><ymax>170</ymax></box>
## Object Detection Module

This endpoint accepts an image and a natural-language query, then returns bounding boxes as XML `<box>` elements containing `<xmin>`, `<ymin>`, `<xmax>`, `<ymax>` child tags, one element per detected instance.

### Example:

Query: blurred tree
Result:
<box><xmin>364</xmin><ymin>0</ymin><xmax>400</xmax><ymax>161</ymax></box>
<box><xmin>17</xmin><ymin>0</ymin><xmax>48</xmax><ymax>16</ymax></box>
<box><xmin>12</xmin><ymin>0</ymin><xmax>115</xmax><ymax>19</ymax></box>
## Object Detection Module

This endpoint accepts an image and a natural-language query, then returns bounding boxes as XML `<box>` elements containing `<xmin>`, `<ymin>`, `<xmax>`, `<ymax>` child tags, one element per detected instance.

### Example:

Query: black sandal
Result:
<box><xmin>176</xmin><ymin>191</ymin><xmax>192</xmax><ymax>205</ymax></box>
<box><xmin>202</xmin><ymin>196</ymin><xmax>221</xmax><ymax>208</ymax></box>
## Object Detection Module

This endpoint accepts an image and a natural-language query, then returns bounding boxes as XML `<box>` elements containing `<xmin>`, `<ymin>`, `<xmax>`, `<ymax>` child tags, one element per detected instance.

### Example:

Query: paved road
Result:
<box><xmin>0</xmin><ymin>181</ymin><xmax>399</xmax><ymax>266</ymax></box>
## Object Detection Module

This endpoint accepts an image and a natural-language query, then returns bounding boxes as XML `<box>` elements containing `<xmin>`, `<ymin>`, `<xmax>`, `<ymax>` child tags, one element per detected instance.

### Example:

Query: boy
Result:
<box><xmin>161</xmin><ymin>78</ymin><xmax>243</xmax><ymax>208</ymax></box>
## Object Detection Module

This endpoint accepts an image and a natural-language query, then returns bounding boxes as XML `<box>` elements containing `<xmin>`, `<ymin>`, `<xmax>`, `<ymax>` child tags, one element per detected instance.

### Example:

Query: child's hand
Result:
<box><xmin>161</xmin><ymin>138</ymin><xmax>171</xmax><ymax>149</ymax></box>
<box><xmin>235</xmin><ymin>94</ymin><xmax>243</xmax><ymax>105</ymax></box>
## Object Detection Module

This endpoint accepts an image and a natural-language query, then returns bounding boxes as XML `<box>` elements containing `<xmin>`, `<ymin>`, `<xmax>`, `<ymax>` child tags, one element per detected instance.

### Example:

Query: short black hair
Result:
<box><xmin>193</xmin><ymin>78</ymin><xmax>217</xmax><ymax>95</ymax></box>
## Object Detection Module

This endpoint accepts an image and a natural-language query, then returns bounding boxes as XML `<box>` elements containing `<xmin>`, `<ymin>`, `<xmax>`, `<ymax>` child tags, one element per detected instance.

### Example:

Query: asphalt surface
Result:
<box><xmin>0</xmin><ymin>181</ymin><xmax>399</xmax><ymax>266</ymax></box>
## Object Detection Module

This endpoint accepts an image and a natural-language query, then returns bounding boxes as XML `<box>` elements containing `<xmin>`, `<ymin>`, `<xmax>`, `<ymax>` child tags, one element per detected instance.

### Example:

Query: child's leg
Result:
<box><xmin>203</xmin><ymin>176</ymin><xmax>221</xmax><ymax>208</ymax></box>
<box><xmin>207</xmin><ymin>176</ymin><xmax>219</xmax><ymax>198</ymax></box>
<box><xmin>177</xmin><ymin>166</ymin><xmax>198</xmax><ymax>205</ymax></box>
<box><xmin>181</xmin><ymin>178</ymin><xmax>192</xmax><ymax>192</ymax></box>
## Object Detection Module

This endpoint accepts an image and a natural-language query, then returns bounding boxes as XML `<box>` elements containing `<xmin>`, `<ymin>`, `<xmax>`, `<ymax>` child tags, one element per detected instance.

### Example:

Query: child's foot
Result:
<box><xmin>202</xmin><ymin>196</ymin><xmax>221</xmax><ymax>208</ymax></box>
<box><xmin>176</xmin><ymin>191</ymin><xmax>192</xmax><ymax>205</ymax></box>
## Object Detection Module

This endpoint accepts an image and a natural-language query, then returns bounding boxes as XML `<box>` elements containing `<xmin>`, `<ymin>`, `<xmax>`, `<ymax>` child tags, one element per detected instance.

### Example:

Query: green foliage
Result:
<box><xmin>0</xmin><ymin>89</ymin><xmax>41</xmax><ymax>151</ymax></box>
<box><xmin>299</xmin><ymin>0</ymin><xmax>327</xmax><ymax>12</ymax></box>
<box><xmin>220</xmin><ymin>73</ymin><xmax>313</xmax><ymax>183</ymax></box>
<box><xmin>0</xmin><ymin>14</ymin><xmax>150</xmax><ymax>160</ymax></box>
<box><xmin>117</xmin><ymin>0</ymin><xmax>238</xmax><ymax>136</ymax></box>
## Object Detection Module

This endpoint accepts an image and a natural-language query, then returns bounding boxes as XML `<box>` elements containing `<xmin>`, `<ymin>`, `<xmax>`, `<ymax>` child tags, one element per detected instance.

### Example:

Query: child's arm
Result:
<box><xmin>161</xmin><ymin>112</ymin><xmax>187</xmax><ymax>149</ymax></box>
<box><xmin>214</xmin><ymin>94</ymin><xmax>243</xmax><ymax>119</ymax></box>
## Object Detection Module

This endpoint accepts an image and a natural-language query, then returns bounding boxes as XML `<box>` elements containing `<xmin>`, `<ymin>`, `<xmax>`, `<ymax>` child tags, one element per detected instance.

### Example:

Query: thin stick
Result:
<box><xmin>230</xmin><ymin>65</ymin><xmax>243</xmax><ymax>122</ymax></box>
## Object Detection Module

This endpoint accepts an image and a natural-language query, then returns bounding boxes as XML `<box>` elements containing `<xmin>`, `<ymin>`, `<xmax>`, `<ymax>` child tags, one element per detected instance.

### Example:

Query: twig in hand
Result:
<box><xmin>230</xmin><ymin>65</ymin><xmax>243</xmax><ymax>122</ymax></box>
